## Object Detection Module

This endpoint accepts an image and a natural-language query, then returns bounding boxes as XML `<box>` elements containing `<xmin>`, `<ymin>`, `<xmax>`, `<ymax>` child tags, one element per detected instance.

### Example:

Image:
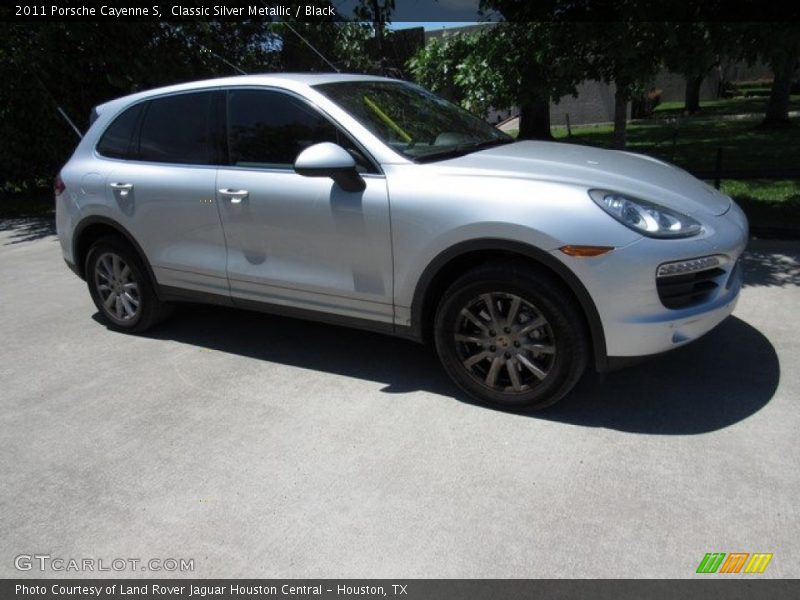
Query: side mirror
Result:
<box><xmin>294</xmin><ymin>142</ymin><xmax>366</xmax><ymax>193</ymax></box>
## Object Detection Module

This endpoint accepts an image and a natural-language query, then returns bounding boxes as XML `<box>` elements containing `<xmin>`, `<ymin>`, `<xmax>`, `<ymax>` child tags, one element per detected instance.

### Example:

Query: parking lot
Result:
<box><xmin>1</xmin><ymin>217</ymin><xmax>798</xmax><ymax>578</ymax></box>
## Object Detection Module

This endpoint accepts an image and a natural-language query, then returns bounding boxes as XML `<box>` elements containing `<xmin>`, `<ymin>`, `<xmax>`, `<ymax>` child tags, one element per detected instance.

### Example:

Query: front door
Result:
<box><xmin>216</xmin><ymin>89</ymin><xmax>393</xmax><ymax>324</ymax></box>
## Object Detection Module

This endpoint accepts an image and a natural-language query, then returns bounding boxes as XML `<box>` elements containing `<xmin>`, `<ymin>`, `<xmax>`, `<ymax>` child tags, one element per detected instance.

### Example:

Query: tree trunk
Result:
<box><xmin>684</xmin><ymin>74</ymin><xmax>704</xmax><ymax>114</ymax></box>
<box><xmin>613</xmin><ymin>89</ymin><xmax>628</xmax><ymax>150</ymax></box>
<box><xmin>517</xmin><ymin>97</ymin><xmax>553</xmax><ymax>141</ymax></box>
<box><xmin>371</xmin><ymin>0</ymin><xmax>386</xmax><ymax>74</ymax></box>
<box><xmin>762</xmin><ymin>54</ymin><xmax>797</xmax><ymax>129</ymax></box>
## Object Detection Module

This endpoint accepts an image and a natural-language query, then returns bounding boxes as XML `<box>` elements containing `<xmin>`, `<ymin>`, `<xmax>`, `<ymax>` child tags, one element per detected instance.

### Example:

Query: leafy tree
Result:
<box><xmin>335</xmin><ymin>23</ymin><xmax>375</xmax><ymax>72</ymax></box>
<box><xmin>663</xmin><ymin>23</ymin><xmax>733</xmax><ymax>115</ymax></box>
<box><xmin>480</xmin><ymin>2</ymin><xmax>669</xmax><ymax>147</ymax></box>
<box><xmin>587</xmin><ymin>22</ymin><xmax>666</xmax><ymax>148</ymax></box>
<box><xmin>277</xmin><ymin>21</ymin><xmax>372</xmax><ymax>72</ymax></box>
<box><xmin>0</xmin><ymin>9</ymin><xmax>385</xmax><ymax>192</ymax></box>
<box><xmin>0</xmin><ymin>21</ymin><xmax>280</xmax><ymax>190</ymax></box>
<box><xmin>407</xmin><ymin>32</ymin><xmax>483</xmax><ymax>106</ymax></box>
<box><xmin>409</xmin><ymin>22</ymin><xmax>594</xmax><ymax>140</ymax></box>
<box><xmin>178</xmin><ymin>21</ymin><xmax>282</xmax><ymax>76</ymax></box>
<box><xmin>0</xmin><ymin>23</ymin><xmax>172</xmax><ymax>190</ymax></box>
<box><xmin>354</xmin><ymin>0</ymin><xmax>395</xmax><ymax>72</ymax></box>
<box><xmin>277</xmin><ymin>0</ymin><xmax>385</xmax><ymax>74</ymax></box>
<box><xmin>736</xmin><ymin>24</ymin><xmax>800</xmax><ymax>128</ymax></box>
<box><xmin>411</xmin><ymin>2</ymin><xmax>665</xmax><ymax>145</ymax></box>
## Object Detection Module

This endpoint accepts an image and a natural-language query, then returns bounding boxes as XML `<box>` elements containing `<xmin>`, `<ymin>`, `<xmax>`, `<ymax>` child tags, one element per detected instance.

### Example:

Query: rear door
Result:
<box><xmin>215</xmin><ymin>88</ymin><xmax>393</xmax><ymax>324</ymax></box>
<box><xmin>102</xmin><ymin>90</ymin><xmax>229</xmax><ymax>298</ymax></box>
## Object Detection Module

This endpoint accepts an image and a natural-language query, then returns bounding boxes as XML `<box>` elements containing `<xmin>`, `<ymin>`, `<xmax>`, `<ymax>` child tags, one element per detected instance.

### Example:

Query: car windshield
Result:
<box><xmin>314</xmin><ymin>80</ymin><xmax>513</xmax><ymax>162</ymax></box>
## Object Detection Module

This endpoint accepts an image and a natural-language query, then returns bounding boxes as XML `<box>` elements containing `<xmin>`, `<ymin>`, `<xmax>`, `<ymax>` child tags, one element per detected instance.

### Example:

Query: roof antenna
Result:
<box><xmin>280</xmin><ymin>21</ymin><xmax>341</xmax><ymax>73</ymax></box>
<box><xmin>32</xmin><ymin>72</ymin><xmax>83</xmax><ymax>139</ymax></box>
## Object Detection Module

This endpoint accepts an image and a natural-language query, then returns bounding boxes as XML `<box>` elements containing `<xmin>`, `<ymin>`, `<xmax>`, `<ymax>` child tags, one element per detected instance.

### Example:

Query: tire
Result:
<box><xmin>434</xmin><ymin>262</ymin><xmax>590</xmax><ymax>411</ymax></box>
<box><xmin>85</xmin><ymin>235</ymin><xmax>170</xmax><ymax>333</ymax></box>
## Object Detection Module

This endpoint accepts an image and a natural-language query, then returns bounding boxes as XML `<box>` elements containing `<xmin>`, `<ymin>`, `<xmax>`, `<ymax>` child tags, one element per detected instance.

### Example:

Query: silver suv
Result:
<box><xmin>56</xmin><ymin>74</ymin><xmax>748</xmax><ymax>410</ymax></box>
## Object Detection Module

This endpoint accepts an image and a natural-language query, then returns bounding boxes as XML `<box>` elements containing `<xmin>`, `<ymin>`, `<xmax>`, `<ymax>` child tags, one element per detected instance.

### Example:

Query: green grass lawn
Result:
<box><xmin>719</xmin><ymin>180</ymin><xmax>800</xmax><ymax>231</ymax></box>
<box><xmin>720</xmin><ymin>179</ymin><xmax>800</xmax><ymax>203</ymax></box>
<box><xmin>654</xmin><ymin>94</ymin><xmax>800</xmax><ymax>119</ymax></box>
<box><xmin>550</xmin><ymin>116</ymin><xmax>800</xmax><ymax>175</ymax></box>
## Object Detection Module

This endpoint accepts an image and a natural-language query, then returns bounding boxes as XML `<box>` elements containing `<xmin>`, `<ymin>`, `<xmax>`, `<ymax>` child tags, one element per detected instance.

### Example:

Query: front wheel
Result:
<box><xmin>434</xmin><ymin>263</ymin><xmax>589</xmax><ymax>411</ymax></box>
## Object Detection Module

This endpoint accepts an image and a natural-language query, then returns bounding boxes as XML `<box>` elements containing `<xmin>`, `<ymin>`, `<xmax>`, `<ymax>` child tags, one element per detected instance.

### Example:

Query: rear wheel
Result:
<box><xmin>85</xmin><ymin>236</ymin><xmax>170</xmax><ymax>332</ymax></box>
<box><xmin>434</xmin><ymin>263</ymin><xmax>589</xmax><ymax>410</ymax></box>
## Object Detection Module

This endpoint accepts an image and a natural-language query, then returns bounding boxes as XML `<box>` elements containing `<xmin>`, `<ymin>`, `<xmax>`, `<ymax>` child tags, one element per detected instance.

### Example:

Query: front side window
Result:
<box><xmin>137</xmin><ymin>92</ymin><xmax>215</xmax><ymax>165</ymax></box>
<box><xmin>314</xmin><ymin>80</ymin><xmax>512</xmax><ymax>162</ymax></box>
<box><xmin>96</xmin><ymin>103</ymin><xmax>143</xmax><ymax>159</ymax></box>
<box><xmin>226</xmin><ymin>89</ymin><xmax>370</xmax><ymax>171</ymax></box>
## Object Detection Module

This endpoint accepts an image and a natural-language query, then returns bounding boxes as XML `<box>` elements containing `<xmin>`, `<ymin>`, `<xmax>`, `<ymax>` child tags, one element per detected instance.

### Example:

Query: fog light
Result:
<box><xmin>656</xmin><ymin>255</ymin><xmax>728</xmax><ymax>278</ymax></box>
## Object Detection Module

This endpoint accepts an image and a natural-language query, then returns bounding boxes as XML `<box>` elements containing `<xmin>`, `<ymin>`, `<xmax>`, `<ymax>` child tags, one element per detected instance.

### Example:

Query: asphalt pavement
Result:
<box><xmin>1</xmin><ymin>217</ymin><xmax>798</xmax><ymax>578</ymax></box>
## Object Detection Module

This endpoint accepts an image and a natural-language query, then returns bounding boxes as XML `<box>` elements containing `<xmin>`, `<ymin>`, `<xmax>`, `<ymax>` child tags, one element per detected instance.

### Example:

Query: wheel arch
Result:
<box><xmin>409</xmin><ymin>239</ymin><xmax>608</xmax><ymax>372</ymax></box>
<box><xmin>72</xmin><ymin>216</ymin><xmax>159</xmax><ymax>296</ymax></box>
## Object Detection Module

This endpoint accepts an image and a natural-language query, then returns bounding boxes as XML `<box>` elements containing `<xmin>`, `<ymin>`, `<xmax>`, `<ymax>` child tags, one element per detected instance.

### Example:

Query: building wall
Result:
<box><xmin>493</xmin><ymin>61</ymin><xmax>773</xmax><ymax>127</ymax></box>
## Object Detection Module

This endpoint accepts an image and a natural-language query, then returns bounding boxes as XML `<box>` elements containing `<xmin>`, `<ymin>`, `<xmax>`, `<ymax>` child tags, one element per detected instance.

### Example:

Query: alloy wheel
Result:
<box><xmin>94</xmin><ymin>251</ymin><xmax>141</xmax><ymax>322</ymax></box>
<box><xmin>454</xmin><ymin>292</ymin><xmax>556</xmax><ymax>393</ymax></box>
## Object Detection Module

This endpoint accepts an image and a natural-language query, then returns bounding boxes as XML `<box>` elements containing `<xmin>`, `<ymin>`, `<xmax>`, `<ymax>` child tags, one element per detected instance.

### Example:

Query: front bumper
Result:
<box><xmin>604</xmin><ymin>266</ymin><xmax>740</xmax><ymax>359</ymax></box>
<box><xmin>557</xmin><ymin>201</ymin><xmax>749</xmax><ymax>360</ymax></box>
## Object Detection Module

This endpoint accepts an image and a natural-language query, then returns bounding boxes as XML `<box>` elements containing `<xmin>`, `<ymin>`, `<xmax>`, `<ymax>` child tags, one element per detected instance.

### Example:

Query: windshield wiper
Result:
<box><xmin>416</xmin><ymin>138</ymin><xmax>515</xmax><ymax>163</ymax></box>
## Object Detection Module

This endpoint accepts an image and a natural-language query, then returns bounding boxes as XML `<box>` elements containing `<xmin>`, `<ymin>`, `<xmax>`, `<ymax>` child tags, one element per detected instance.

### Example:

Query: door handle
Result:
<box><xmin>110</xmin><ymin>182</ymin><xmax>133</xmax><ymax>196</ymax></box>
<box><xmin>218</xmin><ymin>188</ymin><xmax>249</xmax><ymax>204</ymax></box>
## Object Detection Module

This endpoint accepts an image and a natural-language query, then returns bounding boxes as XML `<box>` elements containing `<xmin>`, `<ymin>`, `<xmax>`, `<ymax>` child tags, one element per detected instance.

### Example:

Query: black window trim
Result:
<box><xmin>220</xmin><ymin>85</ymin><xmax>383</xmax><ymax>176</ymax></box>
<box><xmin>94</xmin><ymin>88</ymin><xmax>225</xmax><ymax>168</ymax></box>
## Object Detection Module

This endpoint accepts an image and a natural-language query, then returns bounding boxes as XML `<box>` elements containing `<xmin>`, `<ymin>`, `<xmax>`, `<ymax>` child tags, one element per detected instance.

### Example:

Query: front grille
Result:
<box><xmin>656</xmin><ymin>267</ymin><xmax>726</xmax><ymax>309</ymax></box>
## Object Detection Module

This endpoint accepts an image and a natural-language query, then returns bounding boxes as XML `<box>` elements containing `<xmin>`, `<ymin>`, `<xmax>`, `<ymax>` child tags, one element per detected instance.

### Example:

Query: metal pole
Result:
<box><xmin>714</xmin><ymin>147</ymin><xmax>723</xmax><ymax>190</ymax></box>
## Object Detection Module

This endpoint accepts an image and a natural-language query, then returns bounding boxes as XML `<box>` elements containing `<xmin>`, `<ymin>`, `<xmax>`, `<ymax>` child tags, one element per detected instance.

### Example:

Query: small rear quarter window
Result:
<box><xmin>96</xmin><ymin>104</ymin><xmax>143</xmax><ymax>159</ymax></box>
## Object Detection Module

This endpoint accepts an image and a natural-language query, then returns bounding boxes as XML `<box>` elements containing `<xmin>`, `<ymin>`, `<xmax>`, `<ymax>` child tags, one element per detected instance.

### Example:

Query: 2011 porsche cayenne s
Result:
<box><xmin>56</xmin><ymin>74</ymin><xmax>748</xmax><ymax>410</ymax></box>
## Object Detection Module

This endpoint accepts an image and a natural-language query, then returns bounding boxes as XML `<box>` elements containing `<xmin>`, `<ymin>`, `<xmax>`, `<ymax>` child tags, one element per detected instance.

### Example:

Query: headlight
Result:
<box><xmin>588</xmin><ymin>190</ymin><xmax>702</xmax><ymax>238</ymax></box>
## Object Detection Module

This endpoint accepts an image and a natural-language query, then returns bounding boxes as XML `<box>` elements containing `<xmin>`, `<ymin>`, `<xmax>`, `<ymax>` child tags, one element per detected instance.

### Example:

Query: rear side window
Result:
<box><xmin>96</xmin><ymin>103</ymin><xmax>143</xmax><ymax>159</ymax></box>
<box><xmin>137</xmin><ymin>92</ymin><xmax>215</xmax><ymax>165</ymax></box>
<box><xmin>227</xmin><ymin>90</ymin><xmax>341</xmax><ymax>169</ymax></box>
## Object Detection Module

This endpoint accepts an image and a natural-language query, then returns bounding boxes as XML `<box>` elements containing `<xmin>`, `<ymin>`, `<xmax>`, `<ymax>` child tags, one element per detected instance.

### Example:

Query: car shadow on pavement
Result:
<box><xmin>539</xmin><ymin>315</ymin><xmax>779</xmax><ymax>434</ymax></box>
<box><xmin>129</xmin><ymin>305</ymin><xmax>779</xmax><ymax>435</ymax></box>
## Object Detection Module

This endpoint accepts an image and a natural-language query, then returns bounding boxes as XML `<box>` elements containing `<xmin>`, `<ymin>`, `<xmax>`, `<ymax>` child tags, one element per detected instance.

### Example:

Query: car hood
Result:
<box><xmin>437</xmin><ymin>140</ymin><xmax>731</xmax><ymax>216</ymax></box>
